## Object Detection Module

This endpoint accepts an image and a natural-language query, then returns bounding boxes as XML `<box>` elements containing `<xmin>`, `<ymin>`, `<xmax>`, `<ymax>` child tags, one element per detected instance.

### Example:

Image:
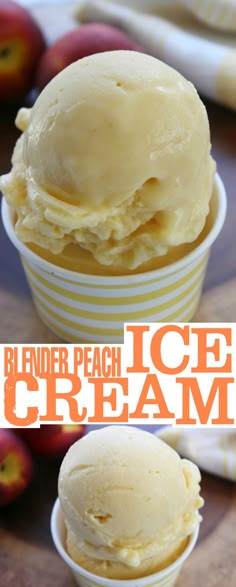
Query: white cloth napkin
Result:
<box><xmin>77</xmin><ymin>0</ymin><xmax>236</xmax><ymax>111</ymax></box>
<box><xmin>155</xmin><ymin>427</ymin><xmax>236</xmax><ymax>481</ymax></box>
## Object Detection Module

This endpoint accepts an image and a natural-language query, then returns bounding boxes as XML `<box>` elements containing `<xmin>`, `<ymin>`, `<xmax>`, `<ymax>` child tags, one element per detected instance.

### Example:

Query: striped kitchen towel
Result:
<box><xmin>156</xmin><ymin>427</ymin><xmax>236</xmax><ymax>481</ymax></box>
<box><xmin>179</xmin><ymin>0</ymin><xmax>236</xmax><ymax>32</ymax></box>
<box><xmin>77</xmin><ymin>0</ymin><xmax>236</xmax><ymax>111</ymax></box>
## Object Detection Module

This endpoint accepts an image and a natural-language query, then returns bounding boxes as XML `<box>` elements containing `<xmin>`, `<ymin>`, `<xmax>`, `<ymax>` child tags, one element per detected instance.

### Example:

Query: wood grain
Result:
<box><xmin>179</xmin><ymin>475</ymin><xmax>236</xmax><ymax>587</ymax></box>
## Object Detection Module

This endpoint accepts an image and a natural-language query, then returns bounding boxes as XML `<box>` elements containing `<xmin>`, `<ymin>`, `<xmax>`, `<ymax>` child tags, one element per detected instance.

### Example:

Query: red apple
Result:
<box><xmin>16</xmin><ymin>424</ymin><xmax>86</xmax><ymax>458</ymax></box>
<box><xmin>35</xmin><ymin>23</ymin><xmax>144</xmax><ymax>91</ymax></box>
<box><xmin>0</xmin><ymin>0</ymin><xmax>46</xmax><ymax>102</ymax></box>
<box><xmin>0</xmin><ymin>428</ymin><xmax>34</xmax><ymax>507</ymax></box>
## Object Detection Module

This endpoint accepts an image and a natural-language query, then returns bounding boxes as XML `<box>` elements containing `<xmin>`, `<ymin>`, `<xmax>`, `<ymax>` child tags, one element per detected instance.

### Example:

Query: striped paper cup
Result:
<box><xmin>180</xmin><ymin>0</ymin><xmax>236</xmax><ymax>31</ymax></box>
<box><xmin>1</xmin><ymin>173</ymin><xmax>226</xmax><ymax>344</ymax></box>
<box><xmin>51</xmin><ymin>498</ymin><xmax>199</xmax><ymax>587</ymax></box>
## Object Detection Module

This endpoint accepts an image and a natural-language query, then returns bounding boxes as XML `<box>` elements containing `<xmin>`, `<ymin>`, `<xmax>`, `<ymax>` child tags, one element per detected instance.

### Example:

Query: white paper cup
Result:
<box><xmin>1</xmin><ymin>173</ymin><xmax>226</xmax><ymax>343</ymax></box>
<box><xmin>51</xmin><ymin>498</ymin><xmax>199</xmax><ymax>587</ymax></box>
<box><xmin>180</xmin><ymin>0</ymin><xmax>236</xmax><ymax>31</ymax></box>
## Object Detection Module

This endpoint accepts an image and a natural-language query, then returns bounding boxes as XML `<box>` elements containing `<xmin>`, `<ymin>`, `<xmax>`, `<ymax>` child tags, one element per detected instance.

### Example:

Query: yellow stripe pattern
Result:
<box><xmin>21</xmin><ymin>251</ymin><xmax>209</xmax><ymax>343</ymax></box>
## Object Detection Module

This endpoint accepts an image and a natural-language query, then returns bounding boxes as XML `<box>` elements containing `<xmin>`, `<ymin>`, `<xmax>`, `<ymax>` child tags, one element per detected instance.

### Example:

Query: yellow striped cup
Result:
<box><xmin>180</xmin><ymin>0</ymin><xmax>236</xmax><ymax>31</ymax></box>
<box><xmin>51</xmin><ymin>498</ymin><xmax>199</xmax><ymax>587</ymax></box>
<box><xmin>1</xmin><ymin>173</ymin><xmax>226</xmax><ymax>343</ymax></box>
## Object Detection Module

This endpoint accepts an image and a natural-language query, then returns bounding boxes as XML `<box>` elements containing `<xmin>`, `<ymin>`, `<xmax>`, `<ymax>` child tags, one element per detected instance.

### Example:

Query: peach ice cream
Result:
<box><xmin>0</xmin><ymin>50</ymin><xmax>215</xmax><ymax>272</ymax></box>
<box><xmin>58</xmin><ymin>426</ymin><xmax>203</xmax><ymax>579</ymax></box>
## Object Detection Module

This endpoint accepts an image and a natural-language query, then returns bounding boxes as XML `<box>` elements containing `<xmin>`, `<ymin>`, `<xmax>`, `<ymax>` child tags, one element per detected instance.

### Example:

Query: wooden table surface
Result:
<box><xmin>0</xmin><ymin>95</ymin><xmax>236</xmax><ymax>585</ymax></box>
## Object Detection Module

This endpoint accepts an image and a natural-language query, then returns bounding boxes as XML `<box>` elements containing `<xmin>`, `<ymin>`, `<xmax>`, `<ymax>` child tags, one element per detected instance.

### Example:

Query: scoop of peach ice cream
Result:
<box><xmin>58</xmin><ymin>426</ymin><xmax>203</xmax><ymax>579</ymax></box>
<box><xmin>0</xmin><ymin>50</ymin><xmax>215</xmax><ymax>270</ymax></box>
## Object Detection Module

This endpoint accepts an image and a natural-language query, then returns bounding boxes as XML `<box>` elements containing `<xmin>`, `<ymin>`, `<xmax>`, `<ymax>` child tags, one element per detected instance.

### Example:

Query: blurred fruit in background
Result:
<box><xmin>0</xmin><ymin>0</ymin><xmax>46</xmax><ymax>103</ymax></box>
<box><xmin>35</xmin><ymin>23</ymin><xmax>143</xmax><ymax>91</ymax></box>
<box><xmin>16</xmin><ymin>424</ymin><xmax>86</xmax><ymax>458</ymax></box>
<box><xmin>0</xmin><ymin>428</ymin><xmax>34</xmax><ymax>507</ymax></box>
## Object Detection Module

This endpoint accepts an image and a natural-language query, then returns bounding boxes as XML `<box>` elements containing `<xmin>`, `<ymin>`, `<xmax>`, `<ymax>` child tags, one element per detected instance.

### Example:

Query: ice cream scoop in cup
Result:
<box><xmin>51</xmin><ymin>499</ymin><xmax>199</xmax><ymax>587</ymax></box>
<box><xmin>1</xmin><ymin>172</ymin><xmax>226</xmax><ymax>343</ymax></box>
<box><xmin>51</xmin><ymin>426</ymin><xmax>202</xmax><ymax>587</ymax></box>
<box><xmin>0</xmin><ymin>51</ymin><xmax>226</xmax><ymax>342</ymax></box>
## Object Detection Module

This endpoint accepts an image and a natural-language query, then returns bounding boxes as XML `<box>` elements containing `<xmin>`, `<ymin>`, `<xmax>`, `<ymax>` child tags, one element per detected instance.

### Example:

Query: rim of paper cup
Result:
<box><xmin>1</xmin><ymin>173</ymin><xmax>226</xmax><ymax>285</ymax></box>
<box><xmin>50</xmin><ymin>498</ymin><xmax>199</xmax><ymax>585</ymax></box>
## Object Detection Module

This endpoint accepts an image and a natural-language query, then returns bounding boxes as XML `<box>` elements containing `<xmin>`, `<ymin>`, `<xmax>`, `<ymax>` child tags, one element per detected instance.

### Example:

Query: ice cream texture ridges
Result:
<box><xmin>0</xmin><ymin>50</ymin><xmax>215</xmax><ymax>271</ymax></box>
<box><xmin>58</xmin><ymin>426</ymin><xmax>203</xmax><ymax>579</ymax></box>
